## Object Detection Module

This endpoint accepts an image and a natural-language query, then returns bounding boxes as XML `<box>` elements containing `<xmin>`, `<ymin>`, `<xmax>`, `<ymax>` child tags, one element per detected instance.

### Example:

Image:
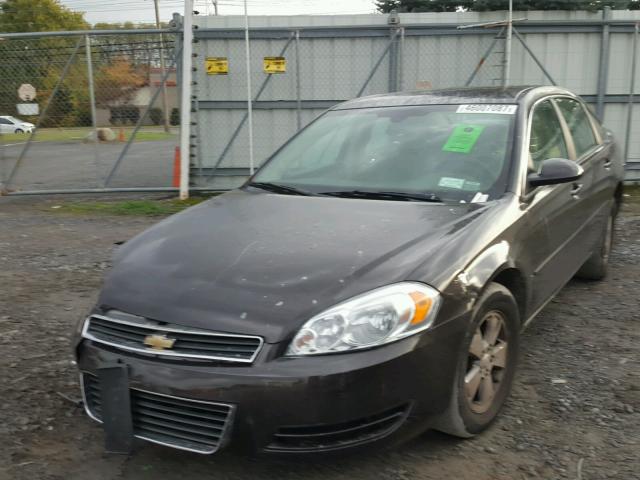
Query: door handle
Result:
<box><xmin>571</xmin><ymin>183</ymin><xmax>583</xmax><ymax>196</ymax></box>
<box><xmin>603</xmin><ymin>158</ymin><xmax>612</xmax><ymax>168</ymax></box>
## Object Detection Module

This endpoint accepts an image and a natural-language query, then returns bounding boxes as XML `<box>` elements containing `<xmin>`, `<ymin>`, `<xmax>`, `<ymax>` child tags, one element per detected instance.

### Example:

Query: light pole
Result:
<box><xmin>153</xmin><ymin>0</ymin><xmax>171</xmax><ymax>133</ymax></box>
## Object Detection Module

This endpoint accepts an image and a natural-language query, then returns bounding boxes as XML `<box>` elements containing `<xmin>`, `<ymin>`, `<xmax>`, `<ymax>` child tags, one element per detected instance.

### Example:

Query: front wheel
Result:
<box><xmin>433</xmin><ymin>283</ymin><xmax>520</xmax><ymax>438</ymax></box>
<box><xmin>15</xmin><ymin>128</ymin><xmax>24</xmax><ymax>134</ymax></box>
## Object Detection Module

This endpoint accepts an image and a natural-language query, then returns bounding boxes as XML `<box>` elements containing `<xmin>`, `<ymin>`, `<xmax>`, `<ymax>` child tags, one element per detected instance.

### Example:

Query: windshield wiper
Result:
<box><xmin>247</xmin><ymin>181</ymin><xmax>313</xmax><ymax>196</ymax></box>
<box><xmin>321</xmin><ymin>190</ymin><xmax>442</xmax><ymax>203</ymax></box>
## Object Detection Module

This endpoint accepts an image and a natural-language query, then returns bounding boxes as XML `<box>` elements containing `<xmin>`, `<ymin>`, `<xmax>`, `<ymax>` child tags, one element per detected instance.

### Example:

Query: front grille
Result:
<box><xmin>82</xmin><ymin>373</ymin><xmax>234</xmax><ymax>454</ymax></box>
<box><xmin>82</xmin><ymin>312</ymin><xmax>263</xmax><ymax>363</ymax></box>
<box><xmin>265</xmin><ymin>404</ymin><xmax>410</xmax><ymax>452</ymax></box>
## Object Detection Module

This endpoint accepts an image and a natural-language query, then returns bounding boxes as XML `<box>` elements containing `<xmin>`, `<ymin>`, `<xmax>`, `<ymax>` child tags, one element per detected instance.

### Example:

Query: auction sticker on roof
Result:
<box><xmin>442</xmin><ymin>124</ymin><xmax>485</xmax><ymax>154</ymax></box>
<box><xmin>456</xmin><ymin>104</ymin><xmax>517</xmax><ymax>114</ymax></box>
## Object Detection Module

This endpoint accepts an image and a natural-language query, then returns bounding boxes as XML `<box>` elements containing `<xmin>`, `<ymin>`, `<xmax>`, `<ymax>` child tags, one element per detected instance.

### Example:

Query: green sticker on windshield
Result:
<box><xmin>442</xmin><ymin>124</ymin><xmax>485</xmax><ymax>154</ymax></box>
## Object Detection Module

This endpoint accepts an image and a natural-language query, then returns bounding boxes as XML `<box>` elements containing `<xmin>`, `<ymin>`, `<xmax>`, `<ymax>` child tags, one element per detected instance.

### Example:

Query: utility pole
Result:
<box><xmin>154</xmin><ymin>0</ymin><xmax>171</xmax><ymax>133</ymax></box>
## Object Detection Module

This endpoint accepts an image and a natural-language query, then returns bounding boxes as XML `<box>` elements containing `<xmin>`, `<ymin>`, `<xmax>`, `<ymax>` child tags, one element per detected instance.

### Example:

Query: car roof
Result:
<box><xmin>332</xmin><ymin>85</ymin><xmax>577</xmax><ymax>110</ymax></box>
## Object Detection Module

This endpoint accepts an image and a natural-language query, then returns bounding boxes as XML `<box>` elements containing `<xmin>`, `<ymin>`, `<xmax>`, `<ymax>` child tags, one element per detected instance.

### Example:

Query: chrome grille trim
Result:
<box><xmin>81</xmin><ymin>313</ymin><xmax>263</xmax><ymax>363</ymax></box>
<box><xmin>80</xmin><ymin>372</ymin><xmax>236</xmax><ymax>455</ymax></box>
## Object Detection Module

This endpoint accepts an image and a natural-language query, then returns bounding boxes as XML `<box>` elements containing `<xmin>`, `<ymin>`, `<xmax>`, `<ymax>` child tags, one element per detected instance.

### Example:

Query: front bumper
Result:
<box><xmin>75</xmin><ymin>312</ymin><xmax>469</xmax><ymax>455</ymax></box>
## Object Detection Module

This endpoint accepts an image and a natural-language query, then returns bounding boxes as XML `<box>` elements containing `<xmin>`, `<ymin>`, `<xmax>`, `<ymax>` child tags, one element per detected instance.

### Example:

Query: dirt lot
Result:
<box><xmin>1</xmin><ymin>193</ymin><xmax>639</xmax><ymax>480</ymax></box>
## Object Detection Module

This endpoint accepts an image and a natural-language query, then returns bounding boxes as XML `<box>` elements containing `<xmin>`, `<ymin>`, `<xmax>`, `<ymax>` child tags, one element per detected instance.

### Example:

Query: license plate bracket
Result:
<box><xmin>97</xmin><ymin>363</ymin><xmax>134</xmax><ymax>454</ymax></box>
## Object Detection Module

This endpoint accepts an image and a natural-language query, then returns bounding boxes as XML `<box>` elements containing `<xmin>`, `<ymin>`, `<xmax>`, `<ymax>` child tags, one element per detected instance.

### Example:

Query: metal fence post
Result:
<box><xmin>503</xmin><ymin>0</ymin><xmax>513</xmax><ymax>87</ymax></box>
<box><xmin>596</xmin><ymin>6</ymin><xmax>611</xmax><ymax>120</ymax></box>
<box><xmin>85</xmin><ymin>34</ymin><xmax>101</xmax><ymax>186</ymax></box>
<box><xmin>0</xmin><ymin>140</ymin><xmax>6</xmax><ymax>188</ymax></box>
<box><xmin>174</xmin><ymin>13</ymin><xmax>184</xmax><ymax>113</ymax></box>
<box><xmin>179</xmin><ymin>0</ymin><xmax>194</xmax><ymax>199</ymax></box>
<box><xmin>154</xmin><ymin>0</ymin><xmax>172</xmax><ymax>133</ymax></box>
<box><xmin>295</xmin><ymin>30</ymin><xmax>302</xmax><ymax>131</ymax></box>
<box><xmin>398</xmin><ymin>27</ymin><xmax>405</xmax><ymax>91</ymax></box>
<box><xmin>388</xmin><ymin>13</ymin><xmax>400</xmax><ymax>92</ymax></box>
<box><xmin>624</xmin><ymin>22</ymin><xmax>639</xmax><ymax>165</ymax></box>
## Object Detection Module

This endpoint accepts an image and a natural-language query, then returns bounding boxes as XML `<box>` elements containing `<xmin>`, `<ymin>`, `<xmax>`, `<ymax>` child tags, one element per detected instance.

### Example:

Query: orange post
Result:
<box><xmin>118</xmin><ymin>128</ymin><xmax>126</xmax><ymax>142</ymax></box>
<box><xmin>172</xmin><ymin>147</ymin><xmax>181</xmax><ymax>188</ymax></box>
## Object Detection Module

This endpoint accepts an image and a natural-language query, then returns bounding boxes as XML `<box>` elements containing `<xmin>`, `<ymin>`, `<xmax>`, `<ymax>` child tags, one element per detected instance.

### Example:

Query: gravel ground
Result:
<box><xmin>1</xmin><ymin>193</ymin><xmax>638</xmax><ymax>480</ymax></box>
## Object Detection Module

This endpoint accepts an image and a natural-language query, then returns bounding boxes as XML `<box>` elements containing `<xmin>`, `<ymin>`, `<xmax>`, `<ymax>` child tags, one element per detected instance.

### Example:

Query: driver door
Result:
<box><xmin>524</xmin><ymin>98</ymin><xmax>593</xmax><ymax>311</ymax></box>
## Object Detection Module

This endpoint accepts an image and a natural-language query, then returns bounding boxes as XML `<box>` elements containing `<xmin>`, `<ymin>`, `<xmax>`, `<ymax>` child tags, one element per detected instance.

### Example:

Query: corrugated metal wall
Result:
<box><xmin>192</xmin><ymin>10</ymin><xmax>640</xmax><ymax>188</ymax></box>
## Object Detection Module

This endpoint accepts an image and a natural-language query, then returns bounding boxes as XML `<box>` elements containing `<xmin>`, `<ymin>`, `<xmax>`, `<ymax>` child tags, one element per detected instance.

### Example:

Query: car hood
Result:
<box><xmin>98</xmin><ymin>190</ymin><xmax>490</xmax><ymax>343</ymax></box>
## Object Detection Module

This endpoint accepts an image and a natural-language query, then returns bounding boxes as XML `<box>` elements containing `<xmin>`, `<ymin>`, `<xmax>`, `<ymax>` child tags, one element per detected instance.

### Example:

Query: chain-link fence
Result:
<box><xmin>0</xmin><ymin>29</ymin><xmax>181</xmax><ymax>193</ymax></box>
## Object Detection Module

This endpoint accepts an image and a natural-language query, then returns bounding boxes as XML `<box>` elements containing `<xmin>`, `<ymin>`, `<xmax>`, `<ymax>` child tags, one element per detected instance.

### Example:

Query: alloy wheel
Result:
<box><xmin>464</xmin><ymin>310</ymin><xmax>509</xmax><ymax>414</ymax></box>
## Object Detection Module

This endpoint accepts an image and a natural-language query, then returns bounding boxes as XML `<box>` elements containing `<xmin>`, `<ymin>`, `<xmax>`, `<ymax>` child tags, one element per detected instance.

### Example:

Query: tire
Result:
<box><xmin>433</xmin><ymin>283</ymin><xmax>520</xmax><ymax>438</ymax></box>
<box><xmin>575</xmin><ymin>209</ymin><xmax>614</xmax><ymax>281</ymax></box>
<box><xmin>14</xmin><ymin>128</ymin><xmax>24</xmax><ymax>134</ymax></box>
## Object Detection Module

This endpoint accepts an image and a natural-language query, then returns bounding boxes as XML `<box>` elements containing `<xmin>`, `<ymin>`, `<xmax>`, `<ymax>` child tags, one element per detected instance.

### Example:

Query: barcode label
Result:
<box><xmin>456</xmin><ymin>104</ymin><xmax>518</xmax><ymax>115</ymax></box>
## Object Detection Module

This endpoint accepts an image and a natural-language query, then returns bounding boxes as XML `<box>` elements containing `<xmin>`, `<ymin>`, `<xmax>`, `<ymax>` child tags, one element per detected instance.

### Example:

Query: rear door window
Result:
<box><xmin>555</xmin><ymin>98</ymin><xmax>599</xmax><ymax>158</ymax></box>
<box><xmin>529</xmin><ymin>100</ymin><xmax>568</xmax><ymax>172</ymax></box>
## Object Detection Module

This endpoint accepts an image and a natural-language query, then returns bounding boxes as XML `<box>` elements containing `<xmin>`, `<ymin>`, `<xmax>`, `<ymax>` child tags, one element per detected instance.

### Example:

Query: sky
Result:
<box><xmin>59</xmin><ymin>0</ymin><xmax>379</xmax><ymax>25</ymax></box>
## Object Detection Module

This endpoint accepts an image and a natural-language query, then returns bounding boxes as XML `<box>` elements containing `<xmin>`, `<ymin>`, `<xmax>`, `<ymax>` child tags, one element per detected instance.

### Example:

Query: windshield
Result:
<box><xmin>252</xmin><ymin>105</ymin><xmax>516</xmax><ymax>202</ymax></box>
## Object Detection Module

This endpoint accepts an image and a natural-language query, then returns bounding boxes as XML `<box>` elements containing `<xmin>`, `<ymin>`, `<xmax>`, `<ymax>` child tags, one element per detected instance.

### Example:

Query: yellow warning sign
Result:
<box><xmin>206</xmin><ymin>57</ymin><xmax>228</xmax><ymax>75</ymax></box>
<box><xmin>263</xmin><ymin>56</ymin><xmax>286</xmax><ymax>74</ymax></box>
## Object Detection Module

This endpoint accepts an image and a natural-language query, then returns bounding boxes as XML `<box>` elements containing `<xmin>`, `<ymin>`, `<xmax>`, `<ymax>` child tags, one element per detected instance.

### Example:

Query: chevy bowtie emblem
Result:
<box><xmin>143</xmin><ymin>333</ymin><xmax>176</xmax><ymax>351</ymax></box>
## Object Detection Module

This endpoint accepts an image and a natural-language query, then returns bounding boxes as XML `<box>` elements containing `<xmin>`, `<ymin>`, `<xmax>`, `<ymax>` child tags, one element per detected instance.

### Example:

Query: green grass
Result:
<box><xmin>54</xmin><ymin>197</ymin><xmax>209</xmax><ymax>217</ymax></box>
<box><xmin>1</xmin><ymin>127</ymin><xmax>176</xmax><ymax>144</ymax></box>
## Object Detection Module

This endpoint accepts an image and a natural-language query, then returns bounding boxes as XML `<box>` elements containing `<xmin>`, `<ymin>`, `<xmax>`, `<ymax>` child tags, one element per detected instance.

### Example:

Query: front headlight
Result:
<box><xmin>286</xmin><ymin>282</ymin><xmax>440</xmax><ymax>356</ymax></box>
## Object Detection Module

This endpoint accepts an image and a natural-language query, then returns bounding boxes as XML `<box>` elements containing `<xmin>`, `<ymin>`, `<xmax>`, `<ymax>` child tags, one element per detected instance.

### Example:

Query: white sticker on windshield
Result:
<box><xmin>456</xmin><ymin>104</ymin><xmax>517</xmax><ymax>115</ymax></box>
<box><xmin>438</xmin><ymin>177</ymin><xmax>465</xmax><ymax>189</ymax></box>
<box><xmin>471</xmin><ymin>192</ymin><xmax>489</xmax><ymax>203</ymax></box>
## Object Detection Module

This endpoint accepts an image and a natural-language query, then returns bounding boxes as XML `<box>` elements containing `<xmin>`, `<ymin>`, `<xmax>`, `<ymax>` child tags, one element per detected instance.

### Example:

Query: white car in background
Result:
<box><xmin>0</xmin><ymin>116</ymin><xmax>35</xmax><ymax>134</ymax></box>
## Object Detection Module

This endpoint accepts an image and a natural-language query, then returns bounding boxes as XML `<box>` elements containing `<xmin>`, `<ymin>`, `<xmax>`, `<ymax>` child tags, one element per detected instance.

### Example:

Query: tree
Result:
<box><xmin>376</xmin><ymin>0</ymin><xmax>640</xmax><ymax>13</ymax></box>
<box><xmin>0</xmin><ymin>1</ymin><xmax>89</xmax><ymax>125</ymax></box>
<box><xmin>94</xmin><ymin>58</ymin><xmax>147</xmax><ymax>108</ymax></box>
<box><xmin>170</xmin><ymin>107</ymin><xmax>180</xmax><ymax>126</ymax></box>
<box><xmin>0</xmin><ymin>0</ymin><xmax>88</xmax><ymax>32</ymax></box>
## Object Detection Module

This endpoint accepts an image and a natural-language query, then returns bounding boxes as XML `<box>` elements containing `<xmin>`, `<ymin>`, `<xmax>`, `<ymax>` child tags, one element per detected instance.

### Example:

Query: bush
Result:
<box><xmin>170</xmin><ymin>107</ymin><xmax>180</xmax><ymax>126</ymax></box>
<box><xmin>76</xmin><ymin>106</ymin><xmax>93</xmax><ymax>127</ymax></box>
<box><xmin>109</xmin><ymin>105</ymin><xmax>140</xmax><ymax>125</ymax></box>
<box><xmin>149</xmin><ymin>107</ymin><xmax>163</xmax><ymax>126</ymax></box>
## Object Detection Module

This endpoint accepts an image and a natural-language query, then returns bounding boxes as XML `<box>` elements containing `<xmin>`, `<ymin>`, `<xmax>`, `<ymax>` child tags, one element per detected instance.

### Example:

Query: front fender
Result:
<box><xmin>460</xmin><ymin>241</ymin><xmax>512</xmax><ymax>295</ymax></box>
<box><xmin>436</xmin><ymin>241</ymin><xmax>516</xmax><ymax>327</ymax></box>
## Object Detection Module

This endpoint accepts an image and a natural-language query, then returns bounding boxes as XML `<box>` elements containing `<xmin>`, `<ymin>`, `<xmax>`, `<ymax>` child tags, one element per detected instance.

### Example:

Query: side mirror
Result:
<box><xmin>527</xmin><ymin>158</ymin><xmax>583</xmax><ymax>187</ymax></box>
